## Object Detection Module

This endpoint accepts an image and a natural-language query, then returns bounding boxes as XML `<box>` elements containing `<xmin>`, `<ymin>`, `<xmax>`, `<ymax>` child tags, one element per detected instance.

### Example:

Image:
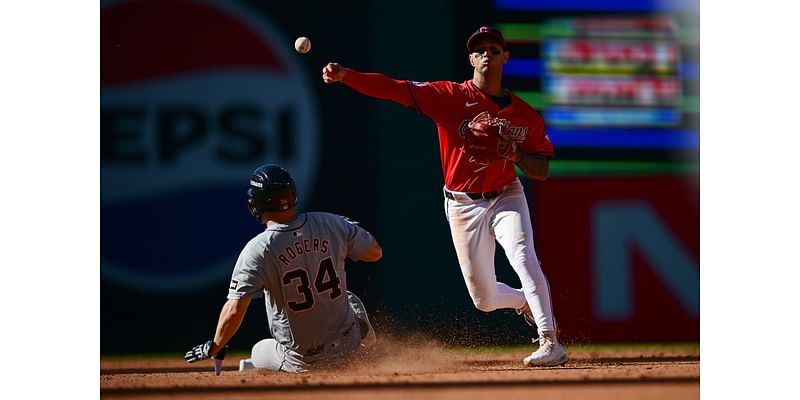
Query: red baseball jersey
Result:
<box><xmin>343</xmin><ymin>71</ymin><xmax>553</xmax><ymax>192</ymax></box>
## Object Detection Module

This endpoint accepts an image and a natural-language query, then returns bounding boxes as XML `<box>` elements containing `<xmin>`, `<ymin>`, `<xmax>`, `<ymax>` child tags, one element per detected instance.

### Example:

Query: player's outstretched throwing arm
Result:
<box><xmin>322</xmin><ymin>62</ymin><xmax>417</xmax><ymax>108</ymax></box>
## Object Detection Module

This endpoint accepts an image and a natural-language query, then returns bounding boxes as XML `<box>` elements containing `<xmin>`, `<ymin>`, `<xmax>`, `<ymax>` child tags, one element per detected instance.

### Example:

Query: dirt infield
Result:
<box><xmin>101</xmin><ymin>341</ymin><xmax>699</xmax><ymax>400</ymax></box>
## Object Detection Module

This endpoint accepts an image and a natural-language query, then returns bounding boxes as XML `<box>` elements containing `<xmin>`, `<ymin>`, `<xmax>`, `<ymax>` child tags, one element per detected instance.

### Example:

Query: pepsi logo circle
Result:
<box><xmin>101</xmin><ymin>0</ymin><xmax>320</xmax><ymax>292</ymax></box>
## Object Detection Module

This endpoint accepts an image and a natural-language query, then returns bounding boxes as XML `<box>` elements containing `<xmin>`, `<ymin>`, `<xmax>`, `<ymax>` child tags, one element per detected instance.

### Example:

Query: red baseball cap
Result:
<box><xmin>466</xmin><ymin>26</ymin><xmax>507</xmax><ymax>52</ymax></box>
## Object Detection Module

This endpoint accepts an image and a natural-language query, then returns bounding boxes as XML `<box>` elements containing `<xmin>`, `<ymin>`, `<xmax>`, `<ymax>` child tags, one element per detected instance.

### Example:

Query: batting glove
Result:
<box><xmin>184</xmin><ymin>340</ymin><xmax>227</xmax><ymax>363</ymax></box>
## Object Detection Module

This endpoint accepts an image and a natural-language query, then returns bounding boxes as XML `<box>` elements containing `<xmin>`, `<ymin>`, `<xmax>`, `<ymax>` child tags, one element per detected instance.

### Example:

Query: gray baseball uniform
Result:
<box><xmin>227</xmin><ymin>212</ymin><xmax>376</xmax><ymax>372</ymax></box>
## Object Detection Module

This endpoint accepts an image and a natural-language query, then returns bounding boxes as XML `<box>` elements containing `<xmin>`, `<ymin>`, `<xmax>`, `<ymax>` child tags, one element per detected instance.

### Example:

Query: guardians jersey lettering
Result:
<box><xmin>341</xmin><ymin>71</ymin><xmax>552</xmax><ymax>193</ymax></box>
<box><xmin>406</xmin><ymin>79</ymin><xmax>553</xmax><ymax>192</ymax></box>
<box><xmin>278</xmin><ymin>239</ymin><xmax>330</xmax><ymax>266</ymax></box>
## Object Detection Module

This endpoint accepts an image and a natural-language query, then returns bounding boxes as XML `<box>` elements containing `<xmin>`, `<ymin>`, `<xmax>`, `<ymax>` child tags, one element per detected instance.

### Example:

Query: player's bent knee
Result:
<box><xmin>250</xmin><ymin>339</ymin><xmax>283</xmax><ymax>370</ymax></box>
<box><xmin>472</xmin><ymin>298</ymin><xmax>497</xmax><ymax>312</ymax></box>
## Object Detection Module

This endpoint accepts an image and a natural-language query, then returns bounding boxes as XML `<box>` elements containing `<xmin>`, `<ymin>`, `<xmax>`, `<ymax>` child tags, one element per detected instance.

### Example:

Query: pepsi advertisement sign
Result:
<box><xmin>101</xmin><ymin>0</ymin><xmax>320</xmax><ymax>292</ymax></box>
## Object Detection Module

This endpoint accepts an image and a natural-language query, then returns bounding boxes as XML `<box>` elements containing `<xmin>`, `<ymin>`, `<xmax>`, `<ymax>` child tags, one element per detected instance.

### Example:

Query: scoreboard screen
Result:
<box><xmin>492</xmin><ymin>0</ymin><xmax>699</xmax><ymax>163</ymax></box>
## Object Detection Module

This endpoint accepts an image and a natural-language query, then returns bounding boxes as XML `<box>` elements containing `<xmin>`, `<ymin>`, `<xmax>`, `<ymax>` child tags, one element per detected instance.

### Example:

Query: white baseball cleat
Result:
<box><xmin>239</xmin><ymin>359</ymin><xmax>255</xmax><ymax>371</ymax></box>
<box><xmin>523</xmin><ymin>332</ymin><xmax>568</xmax><ymax>367</ymax></box>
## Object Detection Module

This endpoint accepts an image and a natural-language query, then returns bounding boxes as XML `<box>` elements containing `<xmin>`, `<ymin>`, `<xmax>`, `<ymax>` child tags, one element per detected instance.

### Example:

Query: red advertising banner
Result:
<box><xmin>532</xmin><ymin>175</ymin><xmax>699</xmax><ymax>343</ymax></box>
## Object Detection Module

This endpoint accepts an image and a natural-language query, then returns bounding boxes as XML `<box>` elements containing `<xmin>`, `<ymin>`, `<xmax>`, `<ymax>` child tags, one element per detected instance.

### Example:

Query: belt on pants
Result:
<box><xmin>444</xmin><ymin>189</ymin><xmax>500</xmax><ymax>201</ymax></box>
<box><xmin>305</xmin><ymin>321</ymin><xmax>355</xmax><ymax>357</ymax></box>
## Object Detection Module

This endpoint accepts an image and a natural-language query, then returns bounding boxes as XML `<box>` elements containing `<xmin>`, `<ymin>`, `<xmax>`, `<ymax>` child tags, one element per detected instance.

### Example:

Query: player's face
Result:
<box><xmin>469</xmin><ymin>38</ymin><xmax>508</xmax><ymax>72</ymax></box>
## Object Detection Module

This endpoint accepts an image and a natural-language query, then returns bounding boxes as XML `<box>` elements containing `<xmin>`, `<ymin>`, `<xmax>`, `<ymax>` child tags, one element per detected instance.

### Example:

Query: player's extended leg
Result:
<box><xmin>492</xmin><ymin>182</ymin><xmax>555</xmax><ymax>332</ymax></box>
<box><xmin>444</xmin><ymin>195</ymin><xmax>525</xmax><ymax>311</ymax></box>
<box><xmin>492</xmin><ymin>179</ymin><xmax>567</xmax><ymax>366</ymax></box>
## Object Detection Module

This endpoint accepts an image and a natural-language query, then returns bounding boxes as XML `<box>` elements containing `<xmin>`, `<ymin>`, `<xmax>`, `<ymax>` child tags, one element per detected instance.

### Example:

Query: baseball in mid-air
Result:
<box><xmin>294</xmin><ymin>36</ymin><xmax>311</xmax><ymax>54</ymax></box>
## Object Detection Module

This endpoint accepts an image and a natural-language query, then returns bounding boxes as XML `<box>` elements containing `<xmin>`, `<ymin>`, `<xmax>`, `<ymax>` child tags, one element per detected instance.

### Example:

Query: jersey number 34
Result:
<box><xmin>282</xmin><ymin>257</ymin><xmax>342</xmax><ymax>312</ymax></box>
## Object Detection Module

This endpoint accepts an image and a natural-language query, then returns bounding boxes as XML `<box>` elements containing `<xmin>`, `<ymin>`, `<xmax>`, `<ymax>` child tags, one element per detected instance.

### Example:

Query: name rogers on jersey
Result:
<box><xmin>277</xmin><ymin>239</ymin><xmax>330</xmax><ymax>266</ymax></box>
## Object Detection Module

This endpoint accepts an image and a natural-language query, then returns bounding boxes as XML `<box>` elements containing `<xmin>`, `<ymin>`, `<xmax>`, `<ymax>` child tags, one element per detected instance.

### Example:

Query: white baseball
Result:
<box><xmin>294</xmin><ymin>36</ymin><xmax>311</xmax><ymax>54</ymax></box>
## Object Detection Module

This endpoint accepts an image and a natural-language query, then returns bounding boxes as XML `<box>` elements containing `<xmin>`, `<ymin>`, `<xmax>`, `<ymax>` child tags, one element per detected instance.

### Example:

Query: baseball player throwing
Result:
<box><xmin>185</xmin><ymin>164</ymin><xmax>383</xmax><ymax>373</ymax></box>
<box><xmin>322</xmin><ymin>26</ymin><xmax>566</xmax><ymax>366</ymax></box>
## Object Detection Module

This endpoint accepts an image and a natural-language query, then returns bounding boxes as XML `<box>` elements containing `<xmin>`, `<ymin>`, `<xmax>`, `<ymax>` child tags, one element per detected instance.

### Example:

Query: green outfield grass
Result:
<box><xmin>445</xmin><ymin>342</ymin><xmax>699</xmax><ymax>354</ymax></box>
<box><xmin>100</xmin><ymin>350</ymin><xmax>253</xmax><ymax>361</ymax></box>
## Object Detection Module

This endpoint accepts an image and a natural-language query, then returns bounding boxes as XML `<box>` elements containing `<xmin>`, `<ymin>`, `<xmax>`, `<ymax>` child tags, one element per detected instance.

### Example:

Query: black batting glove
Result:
<box><xmin>185</xmin><ymin>340</ymin><xmax>227</xmax><ymax>363</ymax></box>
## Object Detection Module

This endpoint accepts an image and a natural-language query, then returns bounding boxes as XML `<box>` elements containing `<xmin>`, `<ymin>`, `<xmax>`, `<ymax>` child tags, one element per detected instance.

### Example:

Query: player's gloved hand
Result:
<box><xmin>184</xmin><ymin>340</ymin><xmax>227</xmax><ymax>363</ymax></box>
<box><xmin>462</xmin><ymin>111</ymin><xmax>514</xmax><ymax>170</ymax></box>
<box><xmin>498</xmin><ymin>134</ymin><xmax>520</xmax><ymax>162</ymax></box>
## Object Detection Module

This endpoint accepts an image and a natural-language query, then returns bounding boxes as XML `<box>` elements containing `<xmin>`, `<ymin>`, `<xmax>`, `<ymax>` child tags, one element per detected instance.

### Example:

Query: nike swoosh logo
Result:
<box><xmin>465</xmin><ymin>101</ymin><xmax>479</xmax><ymax>107</ymax></box>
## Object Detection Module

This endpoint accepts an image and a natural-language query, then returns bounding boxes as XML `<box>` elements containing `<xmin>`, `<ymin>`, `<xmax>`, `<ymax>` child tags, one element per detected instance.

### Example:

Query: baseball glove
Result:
<box><xmin>461</xmin><ymin>111</ymin><xmax>516</xmax><ymax>169</ymax></box>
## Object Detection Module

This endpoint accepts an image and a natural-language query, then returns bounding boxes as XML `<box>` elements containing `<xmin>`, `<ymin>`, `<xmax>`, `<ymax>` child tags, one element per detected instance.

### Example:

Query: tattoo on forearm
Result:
<box><xmin>515</xmin><ymin>153</ymin><xmax>550</xmax><ymax>181</ymax></box>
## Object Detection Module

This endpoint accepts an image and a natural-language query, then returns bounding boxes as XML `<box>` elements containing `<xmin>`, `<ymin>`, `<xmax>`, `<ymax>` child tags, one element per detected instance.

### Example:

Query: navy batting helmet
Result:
<box><xmin>246</xmin><ymin>164</ymin><xmax>298</xmax><ymax>221</ymax></box>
